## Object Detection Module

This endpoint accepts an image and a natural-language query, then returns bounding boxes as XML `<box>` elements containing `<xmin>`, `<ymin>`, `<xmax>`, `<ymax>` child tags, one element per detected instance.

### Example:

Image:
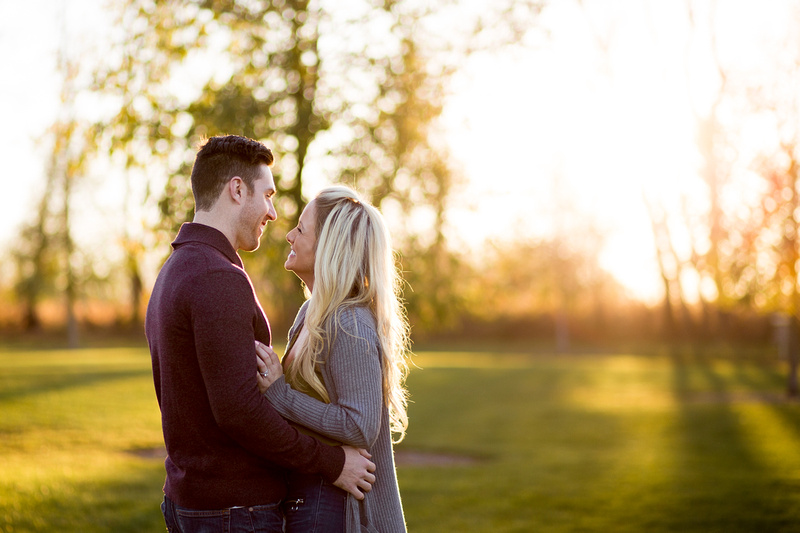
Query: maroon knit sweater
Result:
<box><xmin>146</xmin><ymin>223</ymin><xmax>345</xmax><ymax>509</ymax></box>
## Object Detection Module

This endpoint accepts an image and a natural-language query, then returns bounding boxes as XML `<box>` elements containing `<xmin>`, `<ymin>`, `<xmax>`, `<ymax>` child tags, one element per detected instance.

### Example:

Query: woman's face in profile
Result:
<box><xmin>285</xmin><ymin>200</ymin><xmax>318</xmax><ymax>287</ymax></box>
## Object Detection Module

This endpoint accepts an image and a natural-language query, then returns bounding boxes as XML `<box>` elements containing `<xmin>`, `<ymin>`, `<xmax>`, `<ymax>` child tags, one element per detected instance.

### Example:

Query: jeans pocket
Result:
<box><xmin>246</xmin><ymin>503</ymin><xmax>284</xmax><ymax>533</ymax></box>
<box><xmin>174</xmin><ymin>507</ymin><xmax>228</xmax><ymax>533</ymax></box>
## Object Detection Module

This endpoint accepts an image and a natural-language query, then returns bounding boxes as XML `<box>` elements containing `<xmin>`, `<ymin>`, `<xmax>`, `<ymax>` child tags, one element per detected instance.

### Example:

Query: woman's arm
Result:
<box><xmin>265</xmin><ymin>308</ymin><xmax>383</xmax><ymax>448</ymax></box>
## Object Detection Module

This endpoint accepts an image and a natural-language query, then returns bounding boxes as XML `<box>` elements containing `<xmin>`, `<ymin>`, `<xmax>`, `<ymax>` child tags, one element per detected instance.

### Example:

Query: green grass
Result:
<box><xmin>0</xmin><ymin>348</ymin><xmax>165</xmax><ymax>532</ymax></box>
<box><xmin>1</xmin><ymin>347</ymin><xmax>799</xmax><ymax>532</ymax></box>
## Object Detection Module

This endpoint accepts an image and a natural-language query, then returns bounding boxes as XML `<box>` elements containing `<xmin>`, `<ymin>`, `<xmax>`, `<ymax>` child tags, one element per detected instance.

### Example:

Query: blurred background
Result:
<box><xmin>1</xmin><ymin>0</ymin><xmax>799</xmax><ymax>375</ymax></box>
<box><xmin>5</xmin><ymin>1</ymin><xmax>800</xmax><ymax>531</ymax></box>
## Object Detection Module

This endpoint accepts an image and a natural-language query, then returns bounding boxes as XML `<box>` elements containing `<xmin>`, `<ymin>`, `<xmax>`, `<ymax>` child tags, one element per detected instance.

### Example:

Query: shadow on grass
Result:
<box><xmin>1</xmin><ymin>458</ymin><xmax>166</xmax><ymax>533</ymax></box>
<box><xmin>0</xmin><ymin>367</ymin><xmax>152</xmax><ymax>403</ymax></box>
<box><xmin>730</xmin><ymin>359</ymin><xmax>800</xmax><ymax>435</ymax></box>
<box><xmin>665</xmin><ymin>351</ymin><xmax>797</xmax><ymax>531</ymax></box>
<box><xmin>398</xmin><ymin>362</ymin><xmax>634</xmax><ymax>531</ymax></box>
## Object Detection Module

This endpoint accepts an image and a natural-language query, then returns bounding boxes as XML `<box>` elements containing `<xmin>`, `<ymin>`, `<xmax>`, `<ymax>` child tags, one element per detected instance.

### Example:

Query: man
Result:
<box><xmin>146</xmin><ymin>135</ymin><xmax>375</xmax><ymax>532</ymax></box>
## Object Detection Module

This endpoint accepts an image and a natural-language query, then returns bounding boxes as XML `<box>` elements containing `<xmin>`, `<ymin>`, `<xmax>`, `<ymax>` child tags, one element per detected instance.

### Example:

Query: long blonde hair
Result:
<box><xmin>285</xmin><ymin>185</ymin><xmax>412</xmax><ymax>442</ymax></box>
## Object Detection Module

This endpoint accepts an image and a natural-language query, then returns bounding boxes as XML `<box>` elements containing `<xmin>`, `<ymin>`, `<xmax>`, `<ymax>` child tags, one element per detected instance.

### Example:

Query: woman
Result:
<box><xmin>256</xmin><ymin>185</ymin><xmax>411</xmax><ymax>532</ymax></box>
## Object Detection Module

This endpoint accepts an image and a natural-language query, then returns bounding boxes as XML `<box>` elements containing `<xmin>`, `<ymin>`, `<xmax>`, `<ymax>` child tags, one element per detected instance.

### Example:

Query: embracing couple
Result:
<box><xmin>145</xmin><ymin>135</ymin><xmax>410</xmax><ymax>532</ymax></box>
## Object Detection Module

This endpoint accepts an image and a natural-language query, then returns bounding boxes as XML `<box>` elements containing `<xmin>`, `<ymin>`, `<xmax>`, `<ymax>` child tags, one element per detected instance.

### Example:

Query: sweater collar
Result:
<box><xmin>172</xmin><ymin>223</ymin><xmax>243</xmax><ymax>268</ymax></box>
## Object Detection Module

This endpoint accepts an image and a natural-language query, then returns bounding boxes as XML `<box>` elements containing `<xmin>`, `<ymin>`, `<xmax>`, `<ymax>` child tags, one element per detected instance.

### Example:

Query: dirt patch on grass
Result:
<box><xmin>127</xmin><ymin>446</ymin><xmax>167</xmax><ymax>459</ymax></box>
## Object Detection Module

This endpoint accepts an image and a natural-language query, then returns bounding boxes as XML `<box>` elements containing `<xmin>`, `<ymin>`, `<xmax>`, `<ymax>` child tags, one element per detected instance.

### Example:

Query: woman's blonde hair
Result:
<box><xmin>286</xmin><ymin>185</ymin><xmax>412</xmax><ymax>442</ymax></box>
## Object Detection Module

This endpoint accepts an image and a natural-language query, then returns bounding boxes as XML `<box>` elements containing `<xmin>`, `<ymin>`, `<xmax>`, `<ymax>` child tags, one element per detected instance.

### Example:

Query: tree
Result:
<box><xmin>642</xmin><ymin>192</ymin><xmax>694</xmax><ymax>339</ymax></box>
<box><xmin>755</xmin><ymin>147</ymin><xmax>800</xmax><ymax>395</ymax></box>
<box><xmin>703</xmin><ymin>1</ymin><xmax>800</xmax><ymax>392</ymax></box>
<box><xmin>12</xmin><ymin>28</ymin><xmax>91</xmax><ymax>345</ymax></box>
<box><xmin>90</xmin><ymin>0</ymin><xmax>544</xmax><ymax>330</ymax></box>
<box><xmin>12</xmin><ymin>186</ymin><xmax>56</xmax><ymax>332</ymax></box>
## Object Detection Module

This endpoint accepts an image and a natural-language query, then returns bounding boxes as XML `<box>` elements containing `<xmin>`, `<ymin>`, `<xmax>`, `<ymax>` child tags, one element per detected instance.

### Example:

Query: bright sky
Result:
<box><xmin>0</xmin><ymin>1</ymin><xmax>62</xmax><ymax>240</ymax></box>
<box><xmin>441</xmin><ymin>0</ymin><xmax>795</xmax><ymax>302</ymax></box>
<box><xmin>0</xmin><ymin>0</ymin><xmax>794</xmax><ymax>303</ymax></box>
<box><xmin>0</xmin><ymin>0</ymin><xmax>106</xmax><ymax>273</ymax></box>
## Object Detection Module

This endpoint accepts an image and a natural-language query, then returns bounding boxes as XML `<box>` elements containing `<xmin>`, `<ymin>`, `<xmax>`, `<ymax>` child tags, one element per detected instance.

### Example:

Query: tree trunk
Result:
<box><xmin>788</xmin><ymin>320</ymin><xmax>799</xmax><ymax>398</ymax></box>
<box><xmin>555</xmin><ymin>309</ymin><xmax>570</xmax><ymax>354</ymax></box>
<box><xmin>129</xmin><ymin>254</ymin><xmax>143</xmax><ymax>326</ymax></box>
<box><xmin>64</xmin><ymin>172</ymin><xmax>80</xmax><ymax>349</ymax></box>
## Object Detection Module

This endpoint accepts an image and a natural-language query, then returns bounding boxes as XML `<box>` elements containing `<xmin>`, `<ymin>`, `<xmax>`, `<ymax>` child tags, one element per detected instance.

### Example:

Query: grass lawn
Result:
<box><xmin>1</xmin><ymin>346</ymin><xmax>799</xmax><ymax>532</ymax></box>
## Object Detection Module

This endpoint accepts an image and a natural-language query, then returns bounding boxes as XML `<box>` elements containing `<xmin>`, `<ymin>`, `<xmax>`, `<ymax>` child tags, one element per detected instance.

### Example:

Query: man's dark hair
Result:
<box><xmin>190</xmin><ymin>135</ymin><xmax>274</xmax><ymax>211</ymax></box>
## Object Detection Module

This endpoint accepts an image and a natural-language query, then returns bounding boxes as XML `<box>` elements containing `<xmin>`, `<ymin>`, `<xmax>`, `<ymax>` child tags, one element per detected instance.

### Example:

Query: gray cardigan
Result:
<box><xmin>265</xmin><ymin>302</ymin><xmax>407</xmax><ymax>533</ymax></box>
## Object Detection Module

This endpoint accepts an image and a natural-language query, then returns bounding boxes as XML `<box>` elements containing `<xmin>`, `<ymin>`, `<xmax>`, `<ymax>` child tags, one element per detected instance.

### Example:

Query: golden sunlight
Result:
<box><xmin>442</xmin><ymin>0</ymin><xmax>793</xmax><ymax>303</ymax></box>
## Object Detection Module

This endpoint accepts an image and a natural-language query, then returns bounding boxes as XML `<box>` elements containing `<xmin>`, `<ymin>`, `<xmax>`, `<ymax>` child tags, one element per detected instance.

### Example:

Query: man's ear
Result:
<box><xmin>227</xmin><ymin>177</ymin><xmax>245</xmax><ymax>204</ymax></box>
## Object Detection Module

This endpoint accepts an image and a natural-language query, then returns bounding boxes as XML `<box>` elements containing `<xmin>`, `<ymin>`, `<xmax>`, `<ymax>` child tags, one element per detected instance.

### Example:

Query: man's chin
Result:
<box><xmin>241</xmin><ymin>240</ymin><xmax>261</xmax><ymax>253</ymax></box>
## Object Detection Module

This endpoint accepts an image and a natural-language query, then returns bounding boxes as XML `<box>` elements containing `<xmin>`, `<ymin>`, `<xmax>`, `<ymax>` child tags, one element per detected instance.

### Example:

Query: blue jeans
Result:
<box><xmin>162</xmin><ymin>496</ymin><xmax>283</xmax><ymax>533</ymax></box>
<box><xmin>282</xmin><ymin>473</ymin><xmax>347</xmax><ymax>533</ymax></box>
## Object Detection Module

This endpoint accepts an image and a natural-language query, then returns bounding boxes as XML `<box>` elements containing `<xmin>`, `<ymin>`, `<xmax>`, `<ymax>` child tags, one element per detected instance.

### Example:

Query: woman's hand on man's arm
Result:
<box><xmin>255</xmin><ymin>341</ymin><xmax>283</xmax><ymax>394</ymax></box>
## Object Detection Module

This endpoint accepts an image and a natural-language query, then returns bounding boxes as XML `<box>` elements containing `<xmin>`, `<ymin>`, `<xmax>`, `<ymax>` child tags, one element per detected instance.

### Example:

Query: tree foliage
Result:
<box><xmin>89</xmin><ymin>0</ymin><xmax>544</xmax><ymax>330</ymax></box>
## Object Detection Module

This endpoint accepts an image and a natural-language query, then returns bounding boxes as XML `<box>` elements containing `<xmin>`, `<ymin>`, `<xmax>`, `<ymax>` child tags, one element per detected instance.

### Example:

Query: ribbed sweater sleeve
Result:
<box><xmin>265</xmin><ymin>307</ymin><xmax>383</xmax><ymax>448</ymax></box>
